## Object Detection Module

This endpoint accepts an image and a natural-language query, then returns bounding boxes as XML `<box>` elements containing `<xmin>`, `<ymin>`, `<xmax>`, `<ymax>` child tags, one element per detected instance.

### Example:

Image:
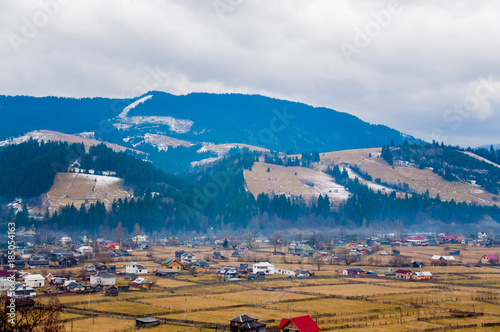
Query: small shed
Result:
<box><xmin>248</xmin><ymin>271</ymin><xmax>265</xmax><ymax>280</ymax></box>
<box><xmin>229</xmin><ymin>314</ymin><xmax>266</xmax><ymax>332</ymax></box>
<box><xmin>136</xmin><ymin>317</ymin><xmax>160</xmax><ymax>328</ymax></box>
<box><xmin>156</xmin><ymin>269</ymin><xmax>179</xmax><ymax>278</ymax></box>
<box><xmin>105</xmin><ymin>286</ymin><xmax>119</xmax><ymax>297</ymax></box>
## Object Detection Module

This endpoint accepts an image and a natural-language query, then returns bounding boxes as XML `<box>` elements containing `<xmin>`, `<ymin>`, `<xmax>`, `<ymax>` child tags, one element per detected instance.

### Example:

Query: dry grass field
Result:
<box><xmin>29</xmin><ymin>243</ymin><xmax>500</xmax><ymax>331</ymax></box>
<box><xmin>243</xmin><ymin>147</ymin><xmax>500</xmax><ymax>206</ymax></box>
<box><xmin>43</xmin><ymin>172</ymin><xmax>132</xmax><ymax>213</ymax></box>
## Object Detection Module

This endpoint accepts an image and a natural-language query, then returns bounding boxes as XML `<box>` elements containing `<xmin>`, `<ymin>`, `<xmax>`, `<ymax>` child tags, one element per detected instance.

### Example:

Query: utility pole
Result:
<box><xmin>185</xmin><ymin>296</ymin><xmax>187</xmax><ymax>319</ymax></box>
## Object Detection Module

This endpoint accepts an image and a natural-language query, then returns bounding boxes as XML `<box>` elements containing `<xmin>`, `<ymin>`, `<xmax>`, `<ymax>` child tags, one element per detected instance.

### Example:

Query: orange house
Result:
<box><xmin>161</xmin><ymin>258</ymin><xmax>181</xmax><ymax>270</ymax></box>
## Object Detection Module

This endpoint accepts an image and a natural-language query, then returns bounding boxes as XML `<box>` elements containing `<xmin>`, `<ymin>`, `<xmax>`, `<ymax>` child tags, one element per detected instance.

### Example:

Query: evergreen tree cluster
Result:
<box><xmin>392</xmin><ymin>141</ymin><xmax>500</xmax><ymax>195</ymax></box>
<box><xmin>0</xmin><ymin>140</ymin><xmax>73</xmax><ymax>200</ymax></box>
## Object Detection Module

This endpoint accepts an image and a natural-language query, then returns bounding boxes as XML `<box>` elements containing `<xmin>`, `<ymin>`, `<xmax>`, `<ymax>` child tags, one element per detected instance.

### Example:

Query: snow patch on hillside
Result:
<box><xmin>140</xmin><ymin>133</ymin><xmax>192</xmax><ymax>151</ymax></box>
<box><xmin>118</xmin><ymin>95</ymin><xmax>153</xmax><ymax>118</ymax></box>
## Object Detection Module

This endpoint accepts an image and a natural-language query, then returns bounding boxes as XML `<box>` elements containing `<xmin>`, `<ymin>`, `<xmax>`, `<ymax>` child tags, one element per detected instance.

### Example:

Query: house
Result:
<box><xmin>105</xmin><ymin>285</ymin><xmax>119</xmax><ymax>296</ymax></box>
<box><xmin>217</xmin><ymin>267</ymin><xmax>239</xmax><ymax>279</ymax></box>
<box><xmin>132</xmin><ymin>234</ymin><xmax>148</xmax><ymax>244</ymax></box>
<box><xmin>24</xmin><ymin>274</ymin><xmax>45</xmax><ymax>288</ymax></box>
<box><xmin>162</xmin><ymin>258</ymin><xmax>182</xmax><ymax>270</ymax></box>
<box><xmin>0</xmin><ymin>270</ymin><xmax>15</xmax><ymax>291</ymax></box>
<box><xmin>431</xmin><ymin>255</ymin><xmax>455</xmax><ymax>265</ymax></box>
<box><xmin>104</xmin><ymin>242</ymin><xmax>120</xmax><ymax>251</ymax></box>
<box><xmin>13</xmin><ymin>284</ymin><xmax>36</xmax><ymax>297</ymax></box>
<box><xmin>175</xmin><ymin>250</ymin><xmax>186</xmax><ymax>259</ymax></box>
<box><xmin>180</xmin><ymin>252</ymin><xmax>197</xmax><ymax>264</ymax></box>
<box><xmin>395</xmin><ymin>269</ymin><xmax>414</xmax><ymax>280</ymax></box>
<box><xmin>411</xmin><ymin>261</ymin><xmax>424</xmax><ymax>268</ymax></box>
<box><xmin>90</xmin><ymin>271</ymin><xmax>116</xmax><ymax>286</ymax></box>
<box><xmin>295</xmin><ymin>269</ymin><xmax>312</xmax><ymax>278</ymax></box>
<box><xmin>59</xmin><ymin>236</ymin><xmax>72</xmax><ymax>246</ymax></box>
<box><xmin>450</xmin><ymin>250</ymin><xmax>461</xmax><ymax>256</ymax></box>
<box><xmin>278</xmin><ymin>315</ymin><xmax>320</xmax><ymax>332</ymax></box>
<box><xmin>65</xmin><ymin>281</ymin><xmax>85</xmax><ymax>292</ymax></box>
<box><xmin>248</xmin><ymin>271</ymin><xmax>265</xmax><ymax>280</ymax></box>
<box><xmin>136</xmin><ymin>317</ymin><xmax>160</xmax><ymax>328</ymax></box>
<box><xmin>77</xmin><ymin>246</ymin><xmax>93</xmax><ymax>254</ymax></box>
<box><xmin>190</xmin><ymin>265</ymin><xmax>207</xmax><ymax>274</ymax></box>
<box><xmin>124</xmin><ymin>262</ymin><xmax>148</xmax><ymax>274</ymax></box>
<box><xmin>343</xmin><ymin>267</ymin><xmax>366</xmax><ymax>277</ymax></box>
<box><xmin>197</xmin><ymin>260</ymin><xmax>210</xmax><ymax>269</ymax></box>
<box><xmin>413</xmin><ymin>271</ymin><xmax>433</xmax><ymax>280</ymax></box>
<box><xmin>229</xmin><ymin>314</ymin><xmax>267</xmax><ymax>332</ymax></box>
<box><xmin>132</xmin><ymin>277</ymin><xmax>151</xmax><ymax>288</ymax></box>
<box><xmin>156</xmin><ymin>269</ymin><xmax>179</xmax><ymax>278</ymax></box>
<box><xmin>213</xmin><ymin>251</ymin><xmax>222</xmax><ymax>260</ymax></box>
<box><xmin>481</xmin><ymin>254</ymin><xmax>499</xmax><ymax>265</ymax></box>
<box><xmin>253</xmin><ymin>262</ymin><xmax>275</xmax><ymax>275</ymax></box>
<box><xmin>117</xmin><ymin>285</ymin><xmax>130</xmax><ymax>292</ymax></box>
<box><xmin>95</xmin><ymin>263</ymin><xmax>108</xmax><ymax>271</ymax></box>
<box><xmin>27</xmin><ymin>256</ymin><xmax>50</xmax><ymax>269</ymax></box>
<box><xmin>255</xmin><ymin>237</ymin><xmax>270</xmax><ymax>243</ymax></box>
<box><xmin>108</xmin><ymin>264</ymin><xmax>116</xmax><ymax>273</ymax></box>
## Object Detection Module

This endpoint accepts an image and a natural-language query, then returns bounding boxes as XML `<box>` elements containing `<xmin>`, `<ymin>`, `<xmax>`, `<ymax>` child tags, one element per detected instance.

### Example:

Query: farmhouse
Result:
<box><xmin>481</xmin><ymin>254</ymin><xmax>499</xmax><ymax>265</ymax></box>
<box><xmin>278</xmin><ymin>315</ymin><xmax>320</xmax><ymax>332</ymax></box>
<box><xmin>24</xmin><ymin>274</ymin><xmax>45</xmax><ymax>288</ymax></box>
<box><xmin>395</xmin><ymin>270</ymin><xmax>413</xmax><ymax>280</ymax></box>
<box><xmin>13</xmin><ymin>284</ymin><xmax>36</xmax><ymax>297</ymax></box>
<box><xmin>105</xmin><ymin>285</ymin><xmax>119</xmax><ymax>296</ymax></box>
<box><xmin>156</xmin><ymin>269</ymin><xmax>179</xmax><ymax>278</ymax></box>
<box><xmin>90</xmin><ymin>271</ymin><xmax>116</xmax><ymax>286</ymax></box>
<box><xmin>124</xmin><ymin>262</ymin><xmax>148</xmax><ymax>274</ymax></box>
<box><xmin>431</xmin><ymin>255</ymin><xmax>455</xmax><ymax>265</ymax></box>
<box><xmin>343</xmin><ymin>267</ymin><xmax>366</xmax><ymax>277</ymax></box>
<box><xmin>229</xmin><ymin>314</ymin><xmax>267</xmax><ymax>332</ymax></box>
<box><xmin>77</xmin><ymin>246</ymin><xmax>93</xmax><ymax>254</ymax></box>
<box><xmin>248</xmin><ymin>271</ymin><xmax>265</xmax><ymax>280</ymax></box>
<box><xmin>104</xmin><ymin>242</ymin><xmax>120</xmax><ymax>251</ymax></box>
<box><xmin>180</xmin><ymin>252</ymin><xmax>197</xmax><ymax>264</ymax></box>
<box><xmin>162</xmin><ymin>258</ymin><xmax>181</xmax><ymax>270</ymax></box>
<box><xmin>414</xmin><ymin>271</ymin><xmax>433</xmax><ymax>280</ymax></box>
<box><xmin>253</xmin><ymin>262</ymin><xmax>275</xmax><ymax>275</ymax></box>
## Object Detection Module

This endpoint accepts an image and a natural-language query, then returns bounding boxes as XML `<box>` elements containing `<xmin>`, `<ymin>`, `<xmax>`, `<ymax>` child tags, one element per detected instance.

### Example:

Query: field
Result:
<box><xmin>243</xmin><ymin>147</ymin><xmax>500</xmax><ymax>206</ymax></box>
<box><xmin>31</xmin><ymin>243</ymin><xmax>500</xmax><ymax>331</ymax></box>
<box><xmin>42</xmin><ymin>172</ymin><xmax>132</xmax><ymax>214</ymax></box>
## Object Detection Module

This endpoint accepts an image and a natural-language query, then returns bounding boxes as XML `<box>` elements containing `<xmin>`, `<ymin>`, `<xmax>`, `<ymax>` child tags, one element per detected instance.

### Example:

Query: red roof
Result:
<box><xmin>279</xmin><ymin>316</ymin><xmax>320</xmax><ymax>332</ymax></box>
<box><xmin>483</xmin><ymin>254</ymin><xmax>499</xmax><ymax>260</ymax></box>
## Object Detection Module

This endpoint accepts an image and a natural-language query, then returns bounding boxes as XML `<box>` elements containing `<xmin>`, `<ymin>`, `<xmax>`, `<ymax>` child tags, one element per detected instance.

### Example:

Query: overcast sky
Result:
<box><xmin>1</xmin><ymin>0</ymin><xmax>500</xmax><ymax>147</ymax></box>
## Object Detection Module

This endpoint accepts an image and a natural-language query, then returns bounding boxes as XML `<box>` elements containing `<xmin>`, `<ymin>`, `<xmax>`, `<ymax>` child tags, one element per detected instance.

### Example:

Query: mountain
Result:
<box><xmin>0</xmin><ymin>91</ymin><xmax>418</xmax><ymax>155</ymax></box>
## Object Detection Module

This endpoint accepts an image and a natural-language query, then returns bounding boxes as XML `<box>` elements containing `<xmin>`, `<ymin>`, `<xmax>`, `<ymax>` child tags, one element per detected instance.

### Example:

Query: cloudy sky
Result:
<box><xmin>1</xmin><ymin>0</ymin><xmax>500</xmax><ymax>147</ymax></box>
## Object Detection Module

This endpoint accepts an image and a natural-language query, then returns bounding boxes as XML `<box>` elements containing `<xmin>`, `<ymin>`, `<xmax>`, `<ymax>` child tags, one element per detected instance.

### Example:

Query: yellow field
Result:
<box><xmin>31</xmin><ymin>243</ymin><xmax>500</xmax><ymax>332</ymax></box>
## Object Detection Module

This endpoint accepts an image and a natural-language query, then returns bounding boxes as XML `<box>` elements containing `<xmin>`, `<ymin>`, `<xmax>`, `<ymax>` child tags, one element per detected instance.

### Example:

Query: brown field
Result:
<box><xmin>28</xmin><ymin>243</ymin><xmax>500</xmax><ymax>331</ymax></box>
<box><xmin>43</xmin><ymin>172</ymin><xmax>132</xmax><ymax>213</ymax></box>
<box><xmin>243</xmin><ymin>147</ymin><xmax>500</xmax><ymax>205</ymax></box>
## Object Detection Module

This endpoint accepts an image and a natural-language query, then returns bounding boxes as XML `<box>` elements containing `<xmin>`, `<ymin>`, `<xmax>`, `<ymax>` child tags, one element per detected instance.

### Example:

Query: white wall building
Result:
<box><xmin>253</xmin><ymin>262</ymin><xmax>275</xmax><ymax>275</ymax></box>
<box><xmin>124</xmin><ymin>262</ymin><xmax>148</xmax><ymax>274</ymax></box>
<box><xmin>77</xmin><ymin>246</ymin><xmax>93</xmax><ymax>254</ymax></box>
<box><xmin>24</xmin><ymin>274</ymin><xmax>45</xmax><ymax>288</ymax></box>
<box><xmin>90</xmin><ymin>271</ymin><xmax>116</xmax><ymax>286</ymax></box>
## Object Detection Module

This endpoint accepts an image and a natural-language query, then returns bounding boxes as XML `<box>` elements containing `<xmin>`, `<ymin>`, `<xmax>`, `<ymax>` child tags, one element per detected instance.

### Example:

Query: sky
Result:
<box><xmin>1</xmin><ymin>0</ymin><xmax>500</xmax><ymax>147</ymax></box>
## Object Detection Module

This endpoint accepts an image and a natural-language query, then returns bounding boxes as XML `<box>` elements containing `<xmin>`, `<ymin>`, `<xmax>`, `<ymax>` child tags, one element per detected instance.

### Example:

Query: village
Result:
<box><xmin>1</xmin><ymin>231</ymin><xmax>500</xmax><ymax>331</ymax></box>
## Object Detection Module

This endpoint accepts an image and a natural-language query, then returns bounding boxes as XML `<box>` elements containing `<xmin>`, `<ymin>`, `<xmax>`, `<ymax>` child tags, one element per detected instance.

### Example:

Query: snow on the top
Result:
<box><xmin>118</xmin><ymin>95</ymin><xmax>153</xmax><ymax>118</ymax></box>
<box><xmin>0</xmin><ymin>130</ymin><xmax>62</xmax><ymax>147</ymax></box>
<box><xmin>122</xmin><ymin>116</ymin><xmax>193</xmax><ymax>133</ymax></box>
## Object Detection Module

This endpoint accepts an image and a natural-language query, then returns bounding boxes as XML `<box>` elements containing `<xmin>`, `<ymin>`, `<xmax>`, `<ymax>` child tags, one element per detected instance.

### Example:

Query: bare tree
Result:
<box><xmin>0</xmin><ymin>296</ymin><xmax>65</xmax><ymax>332</ymax></box>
